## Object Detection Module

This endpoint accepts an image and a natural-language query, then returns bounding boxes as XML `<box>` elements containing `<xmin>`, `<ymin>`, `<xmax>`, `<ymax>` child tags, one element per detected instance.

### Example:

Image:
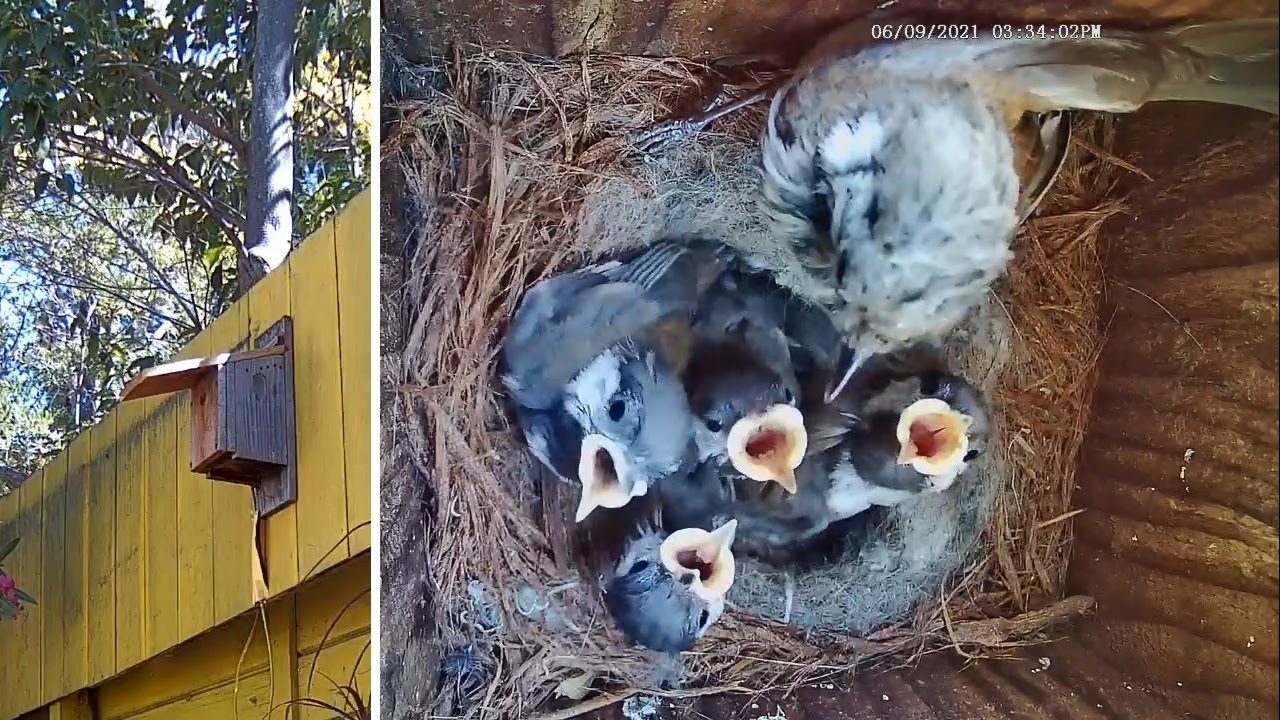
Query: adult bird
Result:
<box><xmin>759</xmin><ymin>17</ymin><xmax>1279</xmax><ymax>400</ymax></box>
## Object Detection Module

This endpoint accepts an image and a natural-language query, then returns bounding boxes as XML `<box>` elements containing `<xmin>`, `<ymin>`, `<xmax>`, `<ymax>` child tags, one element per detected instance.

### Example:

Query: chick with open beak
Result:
<box><xmin>603</xmin><ymin>519</ymin><xmax>739</xmax><ymax>653</ymax></box>
<box><xmin>501</xmin><ymin>240</ymin><xmax>732</xmax><ymax>522</ymax></box>
<box><xmin>829</xmin><ymin>368</ymin><xmax>992</xmax><ymax>514</ymax></box>
<box><xmin>684</xmin><ymin>265</ymin><xmax>811</xmax><ymax>494</ymax></box>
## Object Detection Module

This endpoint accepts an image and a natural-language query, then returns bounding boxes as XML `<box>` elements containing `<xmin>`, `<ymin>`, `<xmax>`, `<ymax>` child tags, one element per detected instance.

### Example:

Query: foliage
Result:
<box><xmin>0</xmin><ymin>0</ymin><xmax>370</xmax><ymax>472</ymax></box>
<box><xmin>0</xmin><ymin>536</ymin><xmax>38</xmax><ymax>621</ymax></box>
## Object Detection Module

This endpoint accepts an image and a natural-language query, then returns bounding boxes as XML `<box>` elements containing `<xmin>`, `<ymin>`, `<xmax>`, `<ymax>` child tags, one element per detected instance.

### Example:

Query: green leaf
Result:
<box><xmin>0</xmin><ymin>597</ymin><xmax>17</xmax><ymax>620</ymax></box>
<box><xmin>15</xmin><ymin>589</ymin><xmax>37</xmax><ymax>605</ymax></box>
<box><xmin>130</xmin><ymin>117</ymin><xmax>150</xmax><ymax>138</ymax></box>
<box><xmin>0</xmin><ymin>537</ymin><xmax>18</xmax><ymax>564</ymax></box>
<box><xmin>202</xmin><ymin>244</ymin><xmax>227</xmax><ymax>271</ymax></box>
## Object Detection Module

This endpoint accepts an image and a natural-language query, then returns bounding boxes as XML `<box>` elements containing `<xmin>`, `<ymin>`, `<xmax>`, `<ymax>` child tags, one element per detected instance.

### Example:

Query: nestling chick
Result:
<box><xmin>684</xmin><ymin>267</ymin><xmax>809</xmax><ymax>493</ymax></box>
<box><xmin>758</xmin><ymin>17</ymin><xmax>1279</xmax><ymax>400</ymax></box>
<box><xmin>816</xmin><ymin>368</ymin><xmax>992</xmax><ymax>519</ymax></box>
<box><xmin>602</xmin><ymin>518</ymin><xmax>739</xmax><ymax>653</ymax></box>
<box><xmin>500</xmin><ymin>240</ymin><xmax>730</xmax><ymax>521</ymax></box>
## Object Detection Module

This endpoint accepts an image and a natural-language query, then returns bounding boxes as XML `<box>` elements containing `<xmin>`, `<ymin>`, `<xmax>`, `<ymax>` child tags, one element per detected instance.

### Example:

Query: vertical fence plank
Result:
<box><xmin>290</xmin><ymin>221</ymin><xmax>349</xmax><ymax>580</ymax></box>
<box><xmin>334</xmin><ymin>194</ymin><xmax>373</xmax><ymax>555</ymax></box>
<box><xmin>115</xmin><ymin>400</ymin><xmax>148</xmax><ymax>673</ymax></box>
<box><xmin>64</xmin><ymin>431</ymin><xmax>93</xmax><ymax>690</ymax></box>
<box><xmin>248</xmin><ymin>260</ymin><xmax>299</xmax><ymax>596</ymax></box>
<box><xmin>206</xmin><ymin>299</ymin><xmax>257</xmax><ymax>625</ymax></box>
<box><xmin>0</xmin><ymin>484</ymin><xmax>17</xmax><ymax>719</ymax></box>
<box><xmin>176</xmin><ymin>333</ymin><xmax>215</xmax><ymax>641</ymax></box>
<box><xmin>87</xmin><ymin>410</ymin><xmax>119</xmax><ymax>684</ymax></box>
<box><xmin>40</xmin><ymin>451</ymin><xmax>69</xmax><ymax>702</ymax></box>
<box><xmin>15</xmin><ymin>468</ymin><xmax>46</xmax><ymax>712</ymax></box>
<box><xmin>144</xmin><ymin>395</ymin><xmax>180</xmax><ymax>657</ymax></box>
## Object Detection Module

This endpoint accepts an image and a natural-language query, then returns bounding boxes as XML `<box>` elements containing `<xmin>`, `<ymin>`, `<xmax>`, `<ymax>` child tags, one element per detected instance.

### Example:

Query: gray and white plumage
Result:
<box><xmin>759</xmin><ymin>18</ymin><xmax>1279</xmax><ymax>399</ymax></box>
<box><xmin>500</xmin><ymin>240</ymin><xmax>730</xmax><ymax>512</ymax></box>
<box><xmin>684</xmin><ymin>267</ymin><xmax>801</xmax><ymax>462</ymax></box>
<box><xmin>819</xmin><ymin>367</ymin><xmax>992</xmax><ymax>513</ymax></box>
<box><xmin>601</xmin><ymin>514</ymin><xmax>738</xmax><ymax>653</ymax></box>
<box><xmin>724</xmin><ymin>363</ymin><xmax>991</xmax><ymax>564</ymax></box>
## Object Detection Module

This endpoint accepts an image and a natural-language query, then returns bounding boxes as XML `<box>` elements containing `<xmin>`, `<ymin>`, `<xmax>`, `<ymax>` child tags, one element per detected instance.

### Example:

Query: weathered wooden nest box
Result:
<box><xmin>120</xmin><ymin>317</ymin><xmax>297</xmax><ymax>517</ymax></box>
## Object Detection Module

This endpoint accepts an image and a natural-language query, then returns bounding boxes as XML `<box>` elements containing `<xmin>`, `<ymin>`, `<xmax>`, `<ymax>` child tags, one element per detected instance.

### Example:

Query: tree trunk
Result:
<box><xmin>242</xmin><ymin>0</ymin><xmax>298</xmax><ymax>295</ymax></box>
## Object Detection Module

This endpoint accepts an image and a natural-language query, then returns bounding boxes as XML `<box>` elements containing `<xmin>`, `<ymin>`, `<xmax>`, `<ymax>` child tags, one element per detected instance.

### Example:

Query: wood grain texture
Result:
<box><xmin>335</xmin><ymin>190</ymin><xmax>373</xmax><ymax>555</ymax></box>
<box><xmin>391</xmin><ymin>0</ymin><xmax>1280</xmax><ymax>61</ymax></box>
<box><xmin>63</xmin><ymin>431</ymin><xmax>92</xmax><ymax>692</ymax></box>
<box><xmin>143</xmin><ymin>395</ymin><xmax>180</xmax><ymax>657</ymax></box>
<box><xmin>175</xmin><ymin>331</ymin><xmax>216</xmax><ymax>642</ymax></box>
<box><xmin>248</xmin><ymin>261</ymin><xmax>300</xmax><ymax>595</ymax></box>
<box><xmin>39</xmin><ymin>452</ymin><xmax>69</xmax><ymax>703</ymax></box>
<box><xmin>291</xmin><ymin>218</ymin><xmax>351</xmax><ymax>579</ymax></box>
<box><xmin>115</xmin><ymin>400</ymin><xmax>148</xmax><ymax>675</ymax></box>
<box><xmin>1069</xmin><ymin>106</ymin><xmax>1280</xmax><ymax>718</ymax></box>
<box><xmin>87</xmin><ymin>409</ymin><xmax>119</xmax><ymax>684</ymax></box>
<box><xmin>205</xmin><ymin>297</ymin><xmax>258</xmax><ymax>627</ymax></box>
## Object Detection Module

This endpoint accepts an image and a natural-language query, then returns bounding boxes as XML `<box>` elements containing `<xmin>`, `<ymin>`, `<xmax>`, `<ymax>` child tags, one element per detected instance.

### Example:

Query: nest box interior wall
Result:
<box><xmin>389</xmin><ymin>0</ymin><xmax>1279</xmax><ymax>63</ymax></box>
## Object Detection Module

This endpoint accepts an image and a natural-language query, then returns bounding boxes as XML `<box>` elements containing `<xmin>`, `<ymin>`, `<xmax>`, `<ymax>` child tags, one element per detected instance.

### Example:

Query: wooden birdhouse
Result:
<box><xmin>120</xmin><ymin>317</ymin><xmax>298</xmax><ymax>517</ymax></box>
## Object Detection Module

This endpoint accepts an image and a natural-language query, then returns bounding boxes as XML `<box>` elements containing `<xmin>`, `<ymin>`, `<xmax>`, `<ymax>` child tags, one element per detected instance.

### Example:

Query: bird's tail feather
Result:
<box><xmin>982</xmin><ymin>19</ymin><xmax>1280</xmax><ymax>116</ymax></box>
<box><xmin>1152</xmin><ymin>20</ymin><xmax>1279</xmax><ymax>114</ymax></box>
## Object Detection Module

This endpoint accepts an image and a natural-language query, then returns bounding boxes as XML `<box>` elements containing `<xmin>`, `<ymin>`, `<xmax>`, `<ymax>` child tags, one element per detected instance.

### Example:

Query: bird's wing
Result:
<box><xmin>857</xmin><ymin>20</ymin><xmax>1279</xmax><ymax>116</ymax></box>
<box><xmin>502</xmin><ymin>273</ymin><xmax>664</xmax><ymax>409</ymax></box>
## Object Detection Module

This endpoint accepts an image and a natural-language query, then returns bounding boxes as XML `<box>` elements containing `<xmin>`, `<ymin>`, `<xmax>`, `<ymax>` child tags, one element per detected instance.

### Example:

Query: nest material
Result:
<box><xmin>386</xmin><ymin>48</ymin><xmax>1123</xmax><ymax>719</ymax></box>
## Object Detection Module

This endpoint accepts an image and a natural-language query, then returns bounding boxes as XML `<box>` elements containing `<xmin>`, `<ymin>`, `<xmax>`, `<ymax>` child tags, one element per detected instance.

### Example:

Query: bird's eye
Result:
<box><xmin>630</xmin><ymin>560</ymin><xmax>651</xmax><ymax>574</ymax></box>
<box><xmin>963</xmin><ymin>449</ymin><xmax>979</xmax><ymax>462</ymax></box>
<box><xmin>698</xmin><ymin>609</ymin><xmax>711</xmax><ymax>629</ymax></box>
<box><xmin>783</xmin><ymin>388</ymin><xmax>795</xmax><ymax>404</ymax></box>
<box><xmin>679</xmin><ymin>573</ymin><xmax>694</xmax><ymax>586</ymax></box>
<box><xmin>705</xmin><ymin>418</ymin><xmax>722</xmax><ymax>432</ymax></box>
<box><xmin>608</xmin><ymin>399</ymin><xmax>627</xmax><ymax>422</ymax></box>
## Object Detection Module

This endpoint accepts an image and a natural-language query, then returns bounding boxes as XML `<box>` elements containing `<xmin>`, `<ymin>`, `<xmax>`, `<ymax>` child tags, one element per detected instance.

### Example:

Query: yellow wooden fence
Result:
<box><xmin>0</xmin><ymin>190</ymin><xmax>372</xmax><ymax>720</ymax></box>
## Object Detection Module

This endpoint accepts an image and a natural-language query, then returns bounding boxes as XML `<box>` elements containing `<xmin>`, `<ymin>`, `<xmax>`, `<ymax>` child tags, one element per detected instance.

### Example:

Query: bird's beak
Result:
<box><xmin>659</xmin><ymin>519</ymin><xmax>738</xmax><ymax>600</ymax></box>
<box><xmin>725</xmin><ymin>404</ymin><xmax>806</xmax><ymax>494</ymax></box>
<box><xmin>825</xmin><ymin>345</ymin><xmax>873</xmax><ymax>403</ymax></box>
<box><xmin>574</xmin><ymin>434</ymin><xmax>641</xmax><ymax>522</ymax></box>
<box><xmin>895</xmin><ymin>398</ymin><xmax>973</xmax><ymax>476</ymax></box>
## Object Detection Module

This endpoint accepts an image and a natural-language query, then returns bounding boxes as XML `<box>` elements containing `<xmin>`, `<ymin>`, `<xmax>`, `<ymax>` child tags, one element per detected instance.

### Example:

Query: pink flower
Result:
<box><xmin>0</xmin><ymin>574</ymin><xmax>14</xmax><ymax>592</ymax></box>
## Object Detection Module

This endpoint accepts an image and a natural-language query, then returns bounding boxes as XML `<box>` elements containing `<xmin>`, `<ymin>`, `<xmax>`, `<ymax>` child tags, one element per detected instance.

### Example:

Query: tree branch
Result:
<box><xmin>63</xmin><ymin>192</ymin><xmax>205</xmax><ymax>330</ymax></box>
<box><xmin>116</xmin><ymin>58</ymin><xmax>249</xmax><ymax>159</ymax></box>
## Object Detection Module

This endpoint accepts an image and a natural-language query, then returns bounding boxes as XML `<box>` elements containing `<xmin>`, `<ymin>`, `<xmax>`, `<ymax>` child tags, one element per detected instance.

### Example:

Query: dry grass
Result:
<box><xmin>384</xmin><ymin>48</ymin><xmax>1121</xmax><ymax>719</ymax></box>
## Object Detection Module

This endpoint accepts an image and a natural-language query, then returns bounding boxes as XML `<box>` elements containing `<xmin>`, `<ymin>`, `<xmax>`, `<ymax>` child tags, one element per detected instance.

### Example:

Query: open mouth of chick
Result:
<box><xmin>896</xmin><ymin>398</ymin><xmax>971</xmax><ymax>476</ymax></box>
<box><xmin>726</xmin><ymin>404</ymin><xmax>807</xmax><ymax>493</ymax></box>
<box><xmin>660</xmin><ymin>521</ymin><xmax>737</xmax><ymax>600</ymax></box>
<box><xmin>575</xmin><ymin>434</ymin><xmax>636</xmax><ymax>521</ymax></box>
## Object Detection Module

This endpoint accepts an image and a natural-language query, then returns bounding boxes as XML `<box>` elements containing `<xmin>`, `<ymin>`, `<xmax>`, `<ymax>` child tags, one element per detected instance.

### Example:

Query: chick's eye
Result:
<box><xmin>608</xmin><ymin>399</ymin><xmax>627</xmax><ymax>422</ymax></box>
<box><xmin>783</xmin><ymin>388</ymin><xmax>795</xmax><ymax>404</ymax></box>
<box><xmin>630</xmin><ymin>560</ymin><xmax>651</xmax><ymax>574</ymax></box>
<box><xmin>963</xmin><ymin>449</ymin><xmax>979</xmax><ymax>462</ymax></box>
<box><xmin>698</xmin><ymin>609</ymin><xmax>711</xmax><ymax>628</ymax></box>
<box><xmin>705</xmin><ymin>417</ymin><xmax>722</xmax><ymax>432</ymax></box>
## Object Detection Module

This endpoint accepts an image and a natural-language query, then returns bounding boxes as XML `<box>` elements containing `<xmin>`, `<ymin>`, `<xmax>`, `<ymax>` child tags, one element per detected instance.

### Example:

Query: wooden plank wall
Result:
<box><xmin>0</xmin><ymin>190</ymin><xmax>372</xmax><ymax>720</ymax></box>
<box><xmin>94</xmin><ymin>554</ymin><xmax>373</xmax><ymax>720</ymax></box>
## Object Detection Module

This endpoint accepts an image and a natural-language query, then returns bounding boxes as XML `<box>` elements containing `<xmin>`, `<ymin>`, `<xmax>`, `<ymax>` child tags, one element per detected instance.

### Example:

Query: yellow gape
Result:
<box><xmin>659</xmin><ymin>520</ymin><xmax>738</xmax><ymax>601</ymax></box>
<box><xmin>896</xmin><ymin>398</ymin><xmax>973</xmax><ymax>476</ymax></box>
<box><xmin>726</xmin><ymin>404</ymin><xmax>808</xmax><ymax>493</ymax></box>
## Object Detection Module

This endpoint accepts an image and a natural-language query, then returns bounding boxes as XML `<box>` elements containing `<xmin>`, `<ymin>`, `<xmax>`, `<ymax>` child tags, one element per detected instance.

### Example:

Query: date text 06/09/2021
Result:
<box><xmin>870</xmin><ymin>24</ymin><xmax>1104</xmax><ymax>41</ymax></box>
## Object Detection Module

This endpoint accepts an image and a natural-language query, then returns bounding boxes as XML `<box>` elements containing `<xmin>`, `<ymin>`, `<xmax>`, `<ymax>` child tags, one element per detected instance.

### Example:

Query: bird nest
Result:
<box><xmin>384</xmin><ymin>48</ymin><xmax>1124</xmax><ymax>719</ymax></box>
